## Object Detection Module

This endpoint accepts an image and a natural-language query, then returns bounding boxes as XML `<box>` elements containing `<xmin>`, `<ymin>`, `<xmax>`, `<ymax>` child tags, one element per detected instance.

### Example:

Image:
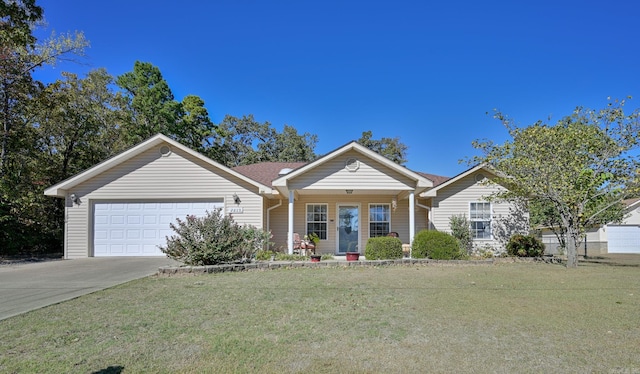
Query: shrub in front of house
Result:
<box><xmin>412</xmin><ymin>230</ymin><xmax>466</xmax><ymax>260</ymax></box>
<box><xmin>449</xmin><ymin>214</ymin><xmax>472</xmax><ymax>254</ymax></box>
<box><xmin>160</xmin><ymin>208</ymin><xmax>271</xmax><ymax>265</ymax></box>
<box><xmin>506</xmin><ymin>234</ymin><xmax>545</xmax><ymax>257</ymax></box>
<box><xmin>364</xmin><ymin>236</ymin><xmax>403</xmax><ymax>260</ymax></box>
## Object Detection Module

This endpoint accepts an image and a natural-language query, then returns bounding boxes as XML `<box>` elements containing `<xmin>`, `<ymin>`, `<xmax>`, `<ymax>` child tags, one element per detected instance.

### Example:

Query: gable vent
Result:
<box><xmin>159</xmin><ymin>145</ymin><xmax>172</xmax><ymax>157</ymax></box>
<box><xmin>345</xmin><ymin>158</ymin><xmax>360</xmax><ymax>172</ymax></box>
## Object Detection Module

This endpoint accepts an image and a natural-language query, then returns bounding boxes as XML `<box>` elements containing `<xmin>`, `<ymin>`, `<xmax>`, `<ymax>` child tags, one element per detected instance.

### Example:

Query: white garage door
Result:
<box><xmin>607</xmin><ymin>225</ymin><xmax>640</xmax><ymax>254</ymax></box>
<box><xmin>93</xmin><ymin>201</ymin><xmax>223</xmax><ymax>256</ymax></box>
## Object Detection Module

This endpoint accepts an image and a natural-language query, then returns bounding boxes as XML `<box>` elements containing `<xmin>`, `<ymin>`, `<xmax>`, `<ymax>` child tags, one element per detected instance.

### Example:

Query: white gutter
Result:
<box><xmin>266</xmin><ymin>199</ymin><xmax>282</xmax><ymax>233</ymax></box>
<box><xmin>416</xmin><ymin>200</ymin><xmax>431</xmax><ymax>214</ymax></box>
<box><xmin>414</xmin><ymin>200</ymin><xmax>432</xmax><ymax>258</ymax></box>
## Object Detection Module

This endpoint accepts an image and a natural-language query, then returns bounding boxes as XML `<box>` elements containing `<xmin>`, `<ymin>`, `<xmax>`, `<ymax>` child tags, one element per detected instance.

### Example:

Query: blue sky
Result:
<box><xmin>33</xmin><ymin>0</ymin><xmax>640</xmax><ymax>177</ymax></box>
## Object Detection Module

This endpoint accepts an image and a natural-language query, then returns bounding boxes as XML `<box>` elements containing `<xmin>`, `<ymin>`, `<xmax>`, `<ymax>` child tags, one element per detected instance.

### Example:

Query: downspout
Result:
<box><xmin>415</xmin><ymin>199</ymin><xmax>431</xmax><ymax>259</ymax></box>
<box><xmin>288</xmin><ymin>190</ymin><xmax>295</xmax><ymax>255</ymax></box>
<box><xmin>266</xmin><ymin>199</ymin><xmax>282</xmax><ymax>234</ymax></box>
<box><xmin>409</xmin><ymin>191</ymin><xmax>415</xmax><ymax>250</ymax></box>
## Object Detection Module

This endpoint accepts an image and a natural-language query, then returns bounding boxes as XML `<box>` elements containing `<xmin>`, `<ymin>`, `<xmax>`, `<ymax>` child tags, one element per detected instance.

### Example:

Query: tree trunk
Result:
<box><xmin>565</xmin><ymin>226</ymin><xmax>579</xmax><ymax>268</ymax></box>
<box><xmin>1</xmin><ymin>79</ymin><xmax>9</xmax><ymax>176</ymax></box>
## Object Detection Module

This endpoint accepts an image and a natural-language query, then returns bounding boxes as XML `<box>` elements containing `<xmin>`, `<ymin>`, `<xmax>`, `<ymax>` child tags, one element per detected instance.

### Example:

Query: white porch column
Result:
<box><xmin>409</xmin><ymin>191</ymin><xmax>415</xmax><ymax>245</ymax></box>
<box><xmin>287</xmin><ymin>190</ymin><xmax>295</xmax><ymax>255</ymax></box>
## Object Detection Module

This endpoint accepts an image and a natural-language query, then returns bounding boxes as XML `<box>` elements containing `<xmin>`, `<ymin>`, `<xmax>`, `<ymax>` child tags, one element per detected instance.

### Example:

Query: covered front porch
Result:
<box><xmin>266</xmin><ymin>191</ymin><xmax>431</xmax><ymax>255</ymax></box>
<box><xmin>263</xmin><ymin>141</ymin><xmax>435</xmax><ymax>255</ymax></box>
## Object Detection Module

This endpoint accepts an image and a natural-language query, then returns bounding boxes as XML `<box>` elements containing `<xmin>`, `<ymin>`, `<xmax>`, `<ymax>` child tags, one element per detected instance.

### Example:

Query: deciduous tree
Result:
<box><xmin>0</xmin><ymin>0</ymin><xmax>87</xmax><ymax>254</ymax></box>
<box><xmin>116</xmin><ymin>61</ymin><xmax>182</xmax><ymax>143</ymax></box>
<box><xmin>116</xmin><ymin>61</ymin><xmax>219</xmax><ymax>152</ymax></box>
<box><xmin>357</xmin><ymin>130</ymin><xmax>408</xmax><ymax>165</ymax></box>
<box><xmin>214</xmin><ymin>115</ymin><xmax>317</xmax><ymax>166</ymax></box>
<box><xmin>472</xmin><ymin>99</ymin><xmax>640</xmax><ymax>267</ymax></box>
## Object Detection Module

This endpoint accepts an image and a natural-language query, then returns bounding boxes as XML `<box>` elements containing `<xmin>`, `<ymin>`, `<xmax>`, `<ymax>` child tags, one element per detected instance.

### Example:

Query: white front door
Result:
<box><xmin>93</xmin><ymin>201</ymin><xmax>223</xmax><ymax>256</ymax></box>
<box><xmin>337</xmin><ymin>204</ymin><xmax>360</xmax><ymax>254</ymax></box>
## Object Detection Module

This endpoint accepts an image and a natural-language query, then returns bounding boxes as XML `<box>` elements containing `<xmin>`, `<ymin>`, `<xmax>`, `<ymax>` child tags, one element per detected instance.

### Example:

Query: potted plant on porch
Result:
<box><xmin>346</xmin><ymin>251</ymin><xmax>360</xmax><ymax>261</ymax></box>
<box><xmin>306</xmin><ymin>233</ymin><xmax>322</xmax><ymax>262</ymax></box>
<box><xmin>346</xmin><ymin>241</ymin><xmax>360</xmax><ymax>261</ymax></box>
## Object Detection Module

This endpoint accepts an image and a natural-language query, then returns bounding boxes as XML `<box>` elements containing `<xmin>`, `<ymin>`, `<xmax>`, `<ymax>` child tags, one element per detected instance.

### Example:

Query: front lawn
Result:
<box><xmin>1</xmin><ymin>261</ymin><xmax>639</xmax><ymax>373</ymax></box>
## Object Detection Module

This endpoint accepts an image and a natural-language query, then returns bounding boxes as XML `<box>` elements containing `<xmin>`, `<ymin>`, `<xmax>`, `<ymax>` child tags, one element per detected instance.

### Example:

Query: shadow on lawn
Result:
<box><xmin>92</xmin><ymin>366</ymin><xmax>124</xmax><ymax>374</ymax></box>
<box><xmin>581</xmin><ymin>254</ymin><xmax>640</xmax><ymax>267</ymax></box>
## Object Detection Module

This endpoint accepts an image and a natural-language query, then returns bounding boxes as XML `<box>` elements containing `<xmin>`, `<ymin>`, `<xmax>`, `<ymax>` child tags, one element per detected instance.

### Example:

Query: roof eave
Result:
<box><xmin>43</xmin><ymin>134</ymin><xmax>272</xmax><ymax>198</ymax></box>
<box><xmin>273</xmin><ymin>141</ymin><xmax>433</xmax><ymax>189</ymax></box>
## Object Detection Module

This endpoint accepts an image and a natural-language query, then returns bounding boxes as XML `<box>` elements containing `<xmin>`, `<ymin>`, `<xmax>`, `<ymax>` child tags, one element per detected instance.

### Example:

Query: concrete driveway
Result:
<box><xmin>0</xmin><ymin>257</ymin><xmax>179</xmax><ymax>321</ymax></box>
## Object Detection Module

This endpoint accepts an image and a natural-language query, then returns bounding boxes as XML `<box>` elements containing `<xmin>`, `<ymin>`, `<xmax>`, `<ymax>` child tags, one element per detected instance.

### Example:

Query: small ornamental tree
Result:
<box><xmin>472</xmin><ymin>98</ymin><xmax>640</xmax><ymax>267</ymax></box>
<box><xmin>449</xmin><ymin>214</ymin><xmax>472</xmax><ymax>255</ymax></box>
<box><xmin>160</xmin><ymin>208</ymin><xmax>271</xmax><ymax>265</ymax></box>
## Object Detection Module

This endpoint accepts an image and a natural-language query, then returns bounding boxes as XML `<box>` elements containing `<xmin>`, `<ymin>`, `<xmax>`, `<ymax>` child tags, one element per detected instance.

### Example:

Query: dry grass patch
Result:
<box><xmin>1</xmin><ymin>262</ymin><xmax>639</xmax><ymax>373</ymax></box>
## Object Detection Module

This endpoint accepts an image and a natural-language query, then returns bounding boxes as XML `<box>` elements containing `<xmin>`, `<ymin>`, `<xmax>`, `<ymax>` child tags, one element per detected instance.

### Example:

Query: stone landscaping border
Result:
<box><xmin>158</xmin><ymin>256</ymin><xmax>563</xmax><ymax>275</ymax></box>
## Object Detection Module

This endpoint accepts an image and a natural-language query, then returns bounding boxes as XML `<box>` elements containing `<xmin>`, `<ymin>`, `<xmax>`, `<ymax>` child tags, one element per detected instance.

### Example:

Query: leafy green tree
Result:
<box><xmin>0</xmin><ymin>0</ymin><xmax>88</xmax><ymax>255</ymax></box>
<box><xmin>259</xmin><ymin>124</ymin><xmax>317</xmax><ymax>163</ymax></box>
<box><xmin>116</xmin><ymin>61</ymin><xmax>182</xmax><ymax>143</ymax></box>
<box><xmin>1</xmin><ymin>1</ymin><xmax>87</xmax><ymax>176</ymax></box>
<box><xmin>214</xmin><ymin>115</ymin><xmax>317</xmax><ymax>167</ymax></box>
<box><xmin>214</xmin><ymin>114</ymin><xmax>272</xmax><ymax>166</ymax></box>
<box><xmin>472</xmin><ymin>99</ymin><xmax>640</xmax><ymax>267</ymax></box>
<box><xmin>116</xmin><ymin>61</ymin><xmax>219</xmax><ymax>153</ymax></box>
<box><xmin>35</xmin><ymin>69</ymin><xmax>124</xmax><ymax>183</ymax></box>
<box><xmin>357</xmin><ymin>130</ymin><xmax>408</xmax><ymax>165</ymax></box>
<box><xmin>0</xmin><ymin>0</ymin><xmax>43</xmax><ymax>47</ymax></box>
<box><xmin>178</xmin><ymin>94</ymin><xmax>220</xmax><ymax>154</ymax></box>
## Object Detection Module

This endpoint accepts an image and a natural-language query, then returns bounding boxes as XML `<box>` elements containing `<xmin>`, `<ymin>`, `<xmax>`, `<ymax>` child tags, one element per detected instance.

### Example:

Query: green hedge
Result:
<box><xmin>412</xmin><ymin>230</ymin><xmax>466</xmax><ymax>260</ymax></box>
<box><xmin>365</xmin><ymin>236</ymin><xmax>403</xmax><ymax>260</ymax></box>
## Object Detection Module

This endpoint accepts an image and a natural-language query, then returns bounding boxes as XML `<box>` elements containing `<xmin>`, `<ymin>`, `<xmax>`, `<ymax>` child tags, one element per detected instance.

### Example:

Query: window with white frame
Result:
<box><xmin>306</xmin><ymin>204</ymin><xmax>327</xmax><ymax>240</ymax></box>
<box><xmin>470</xmin><ymin>202</ymin><xmax>491</xmax><ymax>239</ymax></box>
<box><xmin>369</xmin><ymin>204</ymin><xmax>390</xmax><ymax>237</ymax></box>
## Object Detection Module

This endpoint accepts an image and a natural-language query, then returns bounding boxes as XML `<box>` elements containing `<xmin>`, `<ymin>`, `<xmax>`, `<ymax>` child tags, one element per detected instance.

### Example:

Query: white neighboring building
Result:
<box><xmin>541</xmin><ymin>198</ymin><xmax>640</xmax><ymax>255</ymax></box>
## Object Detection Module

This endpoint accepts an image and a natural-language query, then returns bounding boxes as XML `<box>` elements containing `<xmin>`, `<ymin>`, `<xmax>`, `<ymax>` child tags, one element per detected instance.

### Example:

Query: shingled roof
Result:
<box><xmin>232</xmin><ymin>162</ymin><xmax>450</xmax><ymax>188</ymax></box>
<box><xmin>232</xmin><ymin>162</ymin><xmax>307</xmax><ymax>187</ymax></box>
<box><xmin>415</xmin><ymin>172</ymin><xmax>450</xmax><ymax>187</ymax></box>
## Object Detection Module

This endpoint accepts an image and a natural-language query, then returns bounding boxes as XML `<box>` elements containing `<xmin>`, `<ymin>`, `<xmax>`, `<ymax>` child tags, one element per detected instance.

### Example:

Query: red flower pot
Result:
<box><xmin>346</xmin><ymin>252</ymin><xmax>360</xmax><ymax>261</ymax></box>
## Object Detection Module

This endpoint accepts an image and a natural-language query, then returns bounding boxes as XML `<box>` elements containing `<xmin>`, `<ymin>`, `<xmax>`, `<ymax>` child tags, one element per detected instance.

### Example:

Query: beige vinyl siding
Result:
<box><xmin>64</xmin><ymin>144</ymin><xmax>263</xmax><ymax>258</ymax></box>
<box><xmin>288</xmin><ymin>150</ymin><xmax>416</xmax><ymax>191</ymax></box>
<box><xmin>416</xmin><ymin>198</ymin><xmax>430</xmax><ymax>232</ymax></box>
<box><xmin>266</xmin><ymin>199</ymin><xmax>289</xmax><ymax>252</ymax></box>
<box><xmin>430</xmin><ymin>171</ymin><xmax>519</xmax><ymax>251</ymax></box>
<box><xmin>65</xmin><ymin>197</ymin><xmax>91</xmax><ymax>259</ymax></box>
<box><xmin>267</xmin><ymin>194</ymin><xmax>426</xmax><ymax>254</ymax></box>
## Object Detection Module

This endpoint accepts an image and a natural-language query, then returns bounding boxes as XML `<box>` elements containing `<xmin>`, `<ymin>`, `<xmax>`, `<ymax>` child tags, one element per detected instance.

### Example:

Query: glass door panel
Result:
<box><xmin>337</xmin><ymin>205</ymin><xmax>359</xmax><ymax>253</ymax></box>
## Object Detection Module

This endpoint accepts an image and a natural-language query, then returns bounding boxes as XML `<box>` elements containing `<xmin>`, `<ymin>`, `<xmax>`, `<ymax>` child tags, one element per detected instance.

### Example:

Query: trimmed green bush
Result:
<box><xmin>160</xmin><ymin>208</ymin><xmax>272</xmax><ymax>265</ymax></box>
<box><xmin>412</xmin><ymin>230</ymin><xmax>465</xmax><ymax>260</ymax></box>
<box><xmin>365</xmin><ymin>236</ymin><xmax>403</xmax><ymax>260</ymax></box>
<box><xmin>506</xmin><ymin>234</ymin><xmax>545</xmax><ymax>257</ymax></box>
<box><xmin>449</xmin><ymin>214</ymin><xmax>472</xmax><ymax>254</ymax></box>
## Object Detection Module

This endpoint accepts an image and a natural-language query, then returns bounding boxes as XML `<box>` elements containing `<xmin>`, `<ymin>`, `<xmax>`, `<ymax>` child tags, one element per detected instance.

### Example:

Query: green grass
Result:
<box><xmin>1</xmin><ymin>261</ymin><xmax>639</xmax><ymax>373</ymax></box>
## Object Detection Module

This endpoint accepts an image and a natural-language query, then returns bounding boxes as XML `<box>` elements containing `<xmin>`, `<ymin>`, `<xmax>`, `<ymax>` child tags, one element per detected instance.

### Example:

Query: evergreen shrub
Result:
<box><xmin>364</xmin><ymin>236</ymin><xmax>403</xmax><ymax>260</ymax></box>
<box><xmin>412</xmin><ymin>230</ymin><xmax>465</xmax><ymax>260</ymax></box>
